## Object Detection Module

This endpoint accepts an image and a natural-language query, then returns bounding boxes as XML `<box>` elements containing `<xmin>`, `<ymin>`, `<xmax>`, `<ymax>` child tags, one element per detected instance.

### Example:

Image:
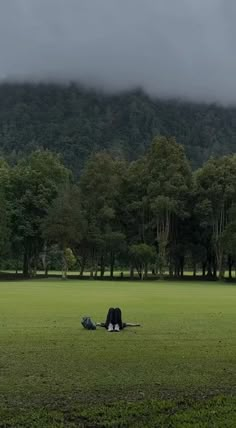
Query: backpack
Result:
<box><xmin>81</xmin><ymin>316</ymin><xmax>96</xmax><ymax>330</ymax></box>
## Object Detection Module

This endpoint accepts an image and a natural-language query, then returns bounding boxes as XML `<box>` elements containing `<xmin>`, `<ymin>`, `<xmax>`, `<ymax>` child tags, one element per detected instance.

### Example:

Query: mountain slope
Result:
<box><xmin>0</xmin><ymin>83</ymin><xmax>235</xmax><ymax>175</ymax></box>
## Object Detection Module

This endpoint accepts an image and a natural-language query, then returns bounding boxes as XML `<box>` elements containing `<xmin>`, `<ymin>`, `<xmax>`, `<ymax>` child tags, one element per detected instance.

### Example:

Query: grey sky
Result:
<box><xmin>0</xmin><ymin>0</ymin><xmax>236</xmax><ymax>103</ymax></box>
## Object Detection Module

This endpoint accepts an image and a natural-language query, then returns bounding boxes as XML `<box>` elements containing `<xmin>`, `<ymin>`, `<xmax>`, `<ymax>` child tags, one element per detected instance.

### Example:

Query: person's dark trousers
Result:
<box><xmin>105</xmin><ymin>307</ymin><xmax>123</xmax><ymax>329</ymax></box>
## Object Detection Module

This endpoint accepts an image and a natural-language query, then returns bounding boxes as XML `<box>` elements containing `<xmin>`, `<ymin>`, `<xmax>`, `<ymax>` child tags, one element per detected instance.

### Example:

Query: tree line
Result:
<box><xmin>1</xmin><ymin>136</ymin><xmax>236</xmax><ymax>280</ymax></box>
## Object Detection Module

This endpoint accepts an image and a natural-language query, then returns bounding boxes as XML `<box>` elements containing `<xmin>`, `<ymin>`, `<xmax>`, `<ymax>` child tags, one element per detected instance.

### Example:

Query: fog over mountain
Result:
<box><xmin>0</xmin><ymin>0</ymin><xmax>236</xmax><ymax>104</ymax></box>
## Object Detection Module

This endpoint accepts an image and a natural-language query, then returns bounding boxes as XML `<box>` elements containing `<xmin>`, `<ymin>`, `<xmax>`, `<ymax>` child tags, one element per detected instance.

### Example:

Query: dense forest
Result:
<box><xmin>0</xmin><ymin>83</ymin><xmax>236</xmax><ymax>177</ymax></box>
<box><xmin>1</xmin><ymin>137</ymin><xmax>236</xmax><ymax>280</ymax></box>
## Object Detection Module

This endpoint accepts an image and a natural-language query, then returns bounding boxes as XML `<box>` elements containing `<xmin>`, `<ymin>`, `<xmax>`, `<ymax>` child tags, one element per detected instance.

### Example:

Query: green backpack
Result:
<box><xmin>81</xmin><ymin>316</ymin><xmax>96</xmax><ymax>330</ymax></box>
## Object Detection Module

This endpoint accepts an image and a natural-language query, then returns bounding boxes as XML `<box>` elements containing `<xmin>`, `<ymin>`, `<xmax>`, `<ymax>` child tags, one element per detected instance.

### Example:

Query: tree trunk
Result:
<box><xmin>156</xmin><ymin>214</ymin><xmax>170</xmax><ymax>279</ymax></box>
<box><xmin>130</xmin><ymin>265</ymin><xmax>134</xmax><ymax>279</ymax></box>
<box><xmin>228</xmin><ymin>255</ymin><xmax>232</xmax><ymax>280</ymax></box>
<box><xmin>23</xmin><ymin>250</ymin><xmax>29</xmax><ymax>277</ymax></box>
<box><xmin>218</xmin><ymin>252</ymin><xmax>224</xmax><ymax>280</ymax></box>
<box><xmin>79</xmin><ymin>255</ymin><xmax>86</xmax><ymax>277</ymax></box>
<box><xmin>219</xmin><ymin>267</ymin><xmax>225</xmax><ymax>280</ymax></box>
<box><xmin>41</xmin><ymin>242</ymin><xmax>48</xmax><ymax>274</ymax></box>
<box><xmin>180</xmin><ymin>256</ymin><xmax>184</xmax><ymax>278</ymax></box>
<box><xmin>136</xmin><ymin>264</ymin><xmax>142</xmax><ymax>279</ymax></box>
<box><xmin>158</xmin><ymin>241</ymin><xmax>166</xmax><ymax>278</ymax></box>
<box><xmin>110</xmin><ymin>252</ymin><xmax>115</xmax><ymax>279</ymax></box>
<box><xmin>207</xmin><ymin>259</ymin><xmax>213</xmax><ymax>278</ymax></box>
<box><xmin>174</xmin><ymin>264</ymin><xmax>178</xmax><ymax>277</ymax></box>
<box><xmin>29</xmin><ymin>256</ymin><xmax>37</xmax><ymax>278</ymax></box>
<box><xmin>62</xmin><ymin>249</ymin><xmax>68</xmax><ymax>280</ymax></box>
<box><xmin>193</xmin><ymin>262</ymin><xmax>196</xmax><ymax>277</ymax></box>
<box><xmin>169</xmin><ymin>264</ymin><xmax>174</xmax><ymax>277</ymax></box>
<box><xmin>93</xmin><ymin>253</ymin><xmax>98</xmax><ymax>278</ymax></box>
<box><xmin>100</xmin><ymin>255</ymin><xmax>105</xmax><ymax>277</ymax></box>
<box><xmin>144</xmin><ymin>264</ymin><xmax>148</xmax><ymax>279</ymax></box>
<box><xmin>213</xmin><ymin>262</ymin><xmax>217</xmax><ymax>279</ymax></box>
<box><xmin>202</xmin><ymin>262</ymin><xmax>206</xmax><ymax>277</ymax></box>
<box><xmin>15</xmin><ymin>258</ymin><xmax>19</xmax><ymax>275</ymax></box>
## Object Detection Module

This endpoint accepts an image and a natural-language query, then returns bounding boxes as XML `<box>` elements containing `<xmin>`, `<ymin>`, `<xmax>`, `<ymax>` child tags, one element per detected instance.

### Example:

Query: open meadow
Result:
<box><xmin>0</xmin><ymin>279</ymin><xmax>236</xmax><ymax>427</ymax></box>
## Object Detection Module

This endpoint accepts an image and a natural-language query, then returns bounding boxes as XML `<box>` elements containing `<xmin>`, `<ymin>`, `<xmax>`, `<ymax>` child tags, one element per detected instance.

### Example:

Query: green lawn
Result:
<box><xmin>0</xmin><ymin>280</ymin><xmax>236</xmax><ymax>427</ymax></box>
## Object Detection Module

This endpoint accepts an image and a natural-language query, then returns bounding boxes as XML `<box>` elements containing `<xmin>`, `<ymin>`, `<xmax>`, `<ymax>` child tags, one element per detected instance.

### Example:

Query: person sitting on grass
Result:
<box><xmin>81</xmin><ymin>307</ymin><xmax>140</xmax><ymax>332</ymax></box>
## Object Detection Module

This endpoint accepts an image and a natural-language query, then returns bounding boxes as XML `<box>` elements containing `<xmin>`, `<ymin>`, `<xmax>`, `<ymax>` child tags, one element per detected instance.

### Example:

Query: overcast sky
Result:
<box><xmin>0</xmin><ymin>0</ymin><xmax>236</xmax><ymax>104</ymax></box>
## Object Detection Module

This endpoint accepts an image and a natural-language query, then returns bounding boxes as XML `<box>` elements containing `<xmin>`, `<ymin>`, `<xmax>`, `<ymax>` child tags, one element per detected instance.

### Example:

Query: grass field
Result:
<box><xmin>0</xmin><ymin>279</ymin><xmax>236</xmax><ymax>427</ymax></box>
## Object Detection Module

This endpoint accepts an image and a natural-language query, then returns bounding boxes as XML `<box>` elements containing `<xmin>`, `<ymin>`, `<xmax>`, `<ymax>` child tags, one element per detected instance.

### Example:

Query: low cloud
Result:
<box><xmin>0</xmin><ymin>0</ymin><xmax>236</xmax><ymax>103</ymax></box>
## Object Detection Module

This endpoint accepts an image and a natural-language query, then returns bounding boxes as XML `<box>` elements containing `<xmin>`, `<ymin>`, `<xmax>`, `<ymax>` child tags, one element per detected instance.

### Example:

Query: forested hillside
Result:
<box><xmin>0</xmin><ymin>83</ymin><xmax>235</xmax><ymax>176</ymax></box>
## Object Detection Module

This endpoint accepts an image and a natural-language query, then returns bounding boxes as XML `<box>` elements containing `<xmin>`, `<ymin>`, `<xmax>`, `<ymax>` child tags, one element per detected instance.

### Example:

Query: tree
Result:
<box><xmin>42</xmin><ymin>185</ymin><xmax>85</xmax><ymax>279</ymax></box>
<box><xmin>80</xmin><ymin>152</ymin><xmax>125</xmax><ymax>276</ymax></box>
<box><xmin>119</xmin><ymin>158</ymin><xmax>149</xmax><ymax>246</ymax></box>
<box><xmin>129</xmin><ymin>244</ymin><xmax>156</xmax><ymax>280</ymax></box>
<box><xmin>9</xmin><ymin>150</ymin><xmax>71</xmax><ymax>277</ymax></box>
<box><xmin>103</xmin><ymin>231</ymin><xmax>126</xmax><ymax>278</ymax></box>
<box><xmin>0</xmin><ymin>188</ymin><xmax>10</xmax><ymax>259</ymax></box>
<box><xmin>222</xmin><ymin>204</ymin><xmax>236</xmax><ymax>279</ymax></box>
<box><xmin>145</xmin><ymin>137</ymin><xmax>192</xmax><ymax>277</ymax></box>
<box><xmin>195</xmin><ymin>155</ymin><xmax>236</xmax><ymax>279</ymax></box>
<box><xmin>0</xmin><ymin>160</ymin><xmax>11</xmax><ymax>264</ymax></box>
